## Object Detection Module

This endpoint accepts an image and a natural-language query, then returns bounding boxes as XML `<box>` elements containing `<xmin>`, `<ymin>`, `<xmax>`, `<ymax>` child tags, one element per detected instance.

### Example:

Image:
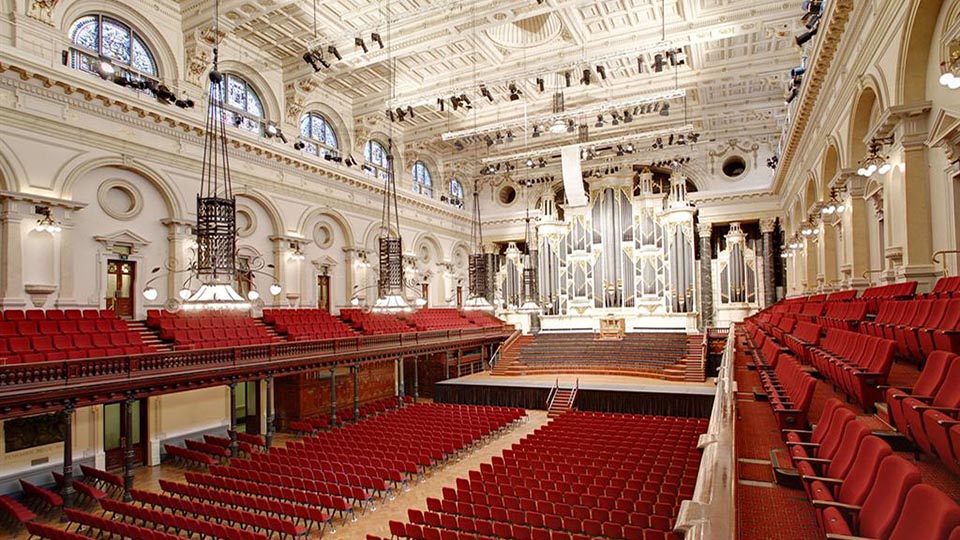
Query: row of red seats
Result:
<box><xmin>100</xmin><ymin>497</ymin><xmax>267</xmax><ymax>540</ymax></box>
<box><xmin>164</xmin><ymin>443</ymin><xmax>215</xmax><ymax>468</ymax></box>
<box><xmin>131</xmin><ymin>488</ymin><xmax>308</xmax><ymax>539</ymax></box>
<box><xmin>0</xmin><ymin>494</ymin><xmax>36</xmax><ymax>527</ymax></box>
<box><xmin>0</xmin><ymin>308</ymin><xmax>116</xmax><ymax>320</ymax></box>
<box><xmin>782</xmin><ymin>399</ymin><xmax>960</xmax><ymax>540</ymax></box>
<box><xmin>924</xmin><ymin>276</ymin><xmax>960</xmax><ymax>297</ymax></box>
<box><xmin>757</xmin><ymin>353</ymin><xmax>817</xmax><ymax>429</ymax></box>
<box><xmin>885</xmin><ymin>351</ymin><xmax>960</xmax><ymax>475</ymax></box>
<box><xmin>1</xmin><ymin>331</ymin><xmax>152</xmax><ymax>363</ymax></box>
<box><xmin>217</xmin><ymin>460</ymin><xmax>380</xmax><ymax>505</ymax></box>
<box><xmin>263</xmin><ymin>308</ymin><xmax>342</xmax><ymax>324</ymax></box>
<box><xmin>810</xmin><ymin>328</ymin><xmax>895</xmax><ymax>410</ymax></box>
<box><xmin>159</xmin><ymin>479</ymin><xmax>331</xmax><ymax>536</ymax></box>
<box><xmin>0</xmin><ymin>318</ymin><xmax>128</xmax><ymax>336</ymax></box>
<box><xmin>80</xmin><ymin>464</ymin><xmax>124</xmax><ymax>497</ymax></box>
<box><xmin>817</xmin><ymin>300</ymin><xmax>869</xmax><ymax>330</ymax></box>
<box><xmin>26</xmin><ymin>521</ymin><xmax>90</xmax><ymax>540</ymax></box>
<box><xmin>167</xmin><ymin>327</ymin><xmax>274</xmax><ymax>350</ymax></box>
<box><xmin>63</xmin><ymin>509</ymin><xmax>180</xmax><ymax>540</ymax></box>
<box><xmin>389</xmin><ymin>412</ymin><xmax>702</xmax><ymax>540</ymax></box>
<box><xmin>862</xmin><ymin>298</ymin><xmax>960</xmax><ymax>361</ymax></box>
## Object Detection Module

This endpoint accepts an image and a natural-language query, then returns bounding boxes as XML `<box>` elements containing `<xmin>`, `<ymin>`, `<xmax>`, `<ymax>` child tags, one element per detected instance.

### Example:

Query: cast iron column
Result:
<box><xmin>122</xmin><ymin>394</ymin><xmax>135</xmax><ymax>501</ymax></box>
<box><xmin>228</xmin><ymin>379</ymin><xmax>238</xmax><ymax>457</ymax></box>
<box><xmin>397</xmin><ymin>358</ymin><xmax>405</xmax><ymax>405</ymax></box>
<box><xmin>413</xmin><ymin>356</ymin><xmax>419</xmax><ymax>403</ymax></box>
<box><xmin>697</xmin><ymin>222</ymin><xmax>714</xmax><ymax>329</ymax></box>
<box><xmin>353</xmin><ymin>362</ymin><xmax>360</xmax><ymax>422</ymax></box>
<box><xmin>60</xmin><ymin>402</ymin><xmax>76</xmax><ymax>521</ymax></box>
<box><xmin>330</xmin><ymin>367</ymin><xmax>338</xmax><ymax>426</ymax></box>
<box><xmin>265</xmin><ymin>375</ymin><xmax>275</xmax><ymax>449</ymax></box>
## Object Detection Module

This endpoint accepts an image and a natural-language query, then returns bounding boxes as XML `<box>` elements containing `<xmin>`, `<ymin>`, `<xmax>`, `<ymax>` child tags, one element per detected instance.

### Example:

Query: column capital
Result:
<box><xmin>870</xmin><ymin>101</ymin><xmax>932</xmax><ymax>148</ymax></box>
<box><xmin>759</xmin><ymin>218</ymin><xmax>777</xmax><ymax>234</ymax></box>
<box><xmin>696</xmin><ymin>221</ymin><xmax>713</xmax><ymax>238</ymax></box>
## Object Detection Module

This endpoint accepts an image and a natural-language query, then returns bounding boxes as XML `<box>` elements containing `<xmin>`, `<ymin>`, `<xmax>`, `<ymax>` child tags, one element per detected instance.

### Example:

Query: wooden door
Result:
<box><xmin>106</xmin><ymin>259</ymin><xmax>136</xmax><ymax>318</ymax></box>
<box><xmin>103</xmin><ymin>399</ymin><xmax>146</xmax><ymax>471</ymax></box>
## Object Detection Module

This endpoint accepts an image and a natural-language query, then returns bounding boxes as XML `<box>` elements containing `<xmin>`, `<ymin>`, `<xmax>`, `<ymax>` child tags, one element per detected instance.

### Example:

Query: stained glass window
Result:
<box><xmin>412</xmin><ymin>161</ymin><xmax>434</xmax><ymax>198</ymax></box>
<box><xmin>69</xmin><ymin>14</ymin><xmax>157</xmax><ymax>81</ymax></box>
<box><xmin>213</xmin><ymin>74</ymin><xmax>264</xmax><ymax>135</ymax></box>
<box><xmin>364</xmin><ymin>140</ymin><xmax>391</xmax><ymax>183</ymax></box>
<box><xmin>298</xmin><ymin>112</ymin><xmax>339</xmax><ymax>157</ymax></box>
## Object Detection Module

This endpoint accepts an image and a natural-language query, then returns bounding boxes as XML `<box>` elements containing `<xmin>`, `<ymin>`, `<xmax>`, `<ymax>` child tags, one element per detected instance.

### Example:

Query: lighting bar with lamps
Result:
<box><xmin>442</xmin><ymin>89</ymin><xmax>686</xmax><ymax>141</ymax></box>
<box><xmin>856</xmin><ymin>136</ymin><xmax>895</xmax><ymax>177</ymax></box>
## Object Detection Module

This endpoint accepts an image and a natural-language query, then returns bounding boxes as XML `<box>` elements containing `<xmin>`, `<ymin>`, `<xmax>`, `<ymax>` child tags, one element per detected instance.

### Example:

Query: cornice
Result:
<box><xmin>771</xmin><ymin>0</ymin><xmax>854</xmax><ymax>194</ymax></box>
<box><xmin>686</xmin><ymin>190</ymin><xmax>776</xmax><ymax>204</ymax></box>
<box><xmin>0</xmin><ymin>190</ymin><xmax>87</xmax><ymax>210</ymax></box>
<box><xmin>0</xmin><ymin>60</ymin><xmax>473</xmax><ymax>230</ymax></box>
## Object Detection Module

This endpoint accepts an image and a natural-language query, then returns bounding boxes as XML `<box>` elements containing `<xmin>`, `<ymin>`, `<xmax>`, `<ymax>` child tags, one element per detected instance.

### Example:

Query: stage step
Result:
<box><xmin>547</xmin><ymin>389</ymin><xmax>575</xmax><ymax>418</ymax></box>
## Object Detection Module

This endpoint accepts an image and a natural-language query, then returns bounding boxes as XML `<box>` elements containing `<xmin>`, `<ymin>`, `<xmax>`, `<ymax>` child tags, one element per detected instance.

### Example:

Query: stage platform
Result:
<box><xmin>435</xmin><ymin>372</ymin><xmax>716</xmax><ymax>418</ymax></box>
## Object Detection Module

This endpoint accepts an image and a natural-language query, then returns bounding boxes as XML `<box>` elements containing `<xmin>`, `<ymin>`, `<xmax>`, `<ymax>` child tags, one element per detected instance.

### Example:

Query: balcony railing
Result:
<box><xmin>0</xmin><ymin>326</ymin><xmax>509</xmax><ymax>391</ymax></box>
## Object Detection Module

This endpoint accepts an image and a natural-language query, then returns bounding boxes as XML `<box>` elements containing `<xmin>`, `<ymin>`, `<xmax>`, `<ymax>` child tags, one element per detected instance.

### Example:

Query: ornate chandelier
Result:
<box><xmin>464</xmin><ymin>180</ymin><xmax>495</xmax><ymax>312</ymax></box>
<box><xmin>371</xmin><ymin>138</ymin><xmax>412</xmax><ymax>314</ymax></box>
<box><xmin>142</xmin><ymin>0</ymin><xmax>280</xmax><ymax>310</ymax></box>
<box><xmin>518</xmin><ymin>180</ymin><xmax>541</xmax><ymax>313</ymax></box>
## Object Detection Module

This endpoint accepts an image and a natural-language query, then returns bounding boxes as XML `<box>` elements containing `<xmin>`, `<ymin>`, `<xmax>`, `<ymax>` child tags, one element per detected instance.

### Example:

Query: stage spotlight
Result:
<box><xmin>453</xmin><ymin>141</ymin><xmax>464</xmax><ymax>151</ymax></box>
<box><xmin>595</xmin><ymin>114</ymin><xmax>605</xmax><ymax>128</ymax></box>
<box><xmin>532</xmin><ymin>125</ymin><xmax>542</xmax><ymax>138</ymax></box>
<box><xmin>344</xmin><ymin>155</ymin><xmax>358</xmax><ymax>167</ymax></box>
<box><xmin>536</xmin><ymin>77</ymin><xmax>545</xmax><ymax>92</ymax></box>
<box><xmin>506</xmin><ymin>130</ymin><xmax>515</xmax><ymax>143</ymax></box>
<box><xmin>526</xmin><ymin>158</ymin><xmax>535</xmax><ymax>168</ymax></box>
<box><xmin>624</xmin><ymin>143</ymin><xmax>635</xmax><ymax>153</ymax></box>
<box><xmin>355</xmin><ymin>37</ymin><xmax>368</xmax><ymax>53</ymax></box>
<box><xmin>596</xmin><ymin>65</ymin><xmax>606</xmax><ymax>80</ymax></box>
<box><xmin>637</xmin><ymin>56</ymin><xmax>646</xmax><ymax>73</ymax></box>
<box><xmin>509</xmin><ymin>82</ymin><xmax>522</xmax><ymax>101</ymax></box>
<box><xmin>660</xmin><ymin>102</ymin><xmax>670</xmax><ymax>116</ymax></box>
<box><xmin>580</xmin><ymin>69</ymin><xmax>591</xmax><ymax>85</ymax></box>
<box><xmin>407</xmin><ymin>106</ymin><xmax>415</xmax><ymax>119</ymax></box>
<box><xmin>371</xmin><ymin>33</ymin><xmax>384</xmax><ymax>49</ymax></box>
<box><xmin>564</xmin><ymin>71</ymin><xmax>572</xmax><ymax>87</ymax></box>
<box><xmin>459</xmin><ymin>94</ymin><xmax>472</xmax><ymax>108</ymax></box>
<box><xmin>437</xmin><ymin>98</ymin><xmax>445</xmax><ymax>112</ymax></box>
<box><xmin>386</xmin><ymin>109</ymin><xmax>395</xmax><ymax>121</ymax></box>
<box><xmin>327</xmin><ymin>45</ymin><xmax>342</xmax><ymax>61</ymax></box>
<box><xmin>97</xmin><ymin>57</ymin><xmax>115</xmax><ymax>79</ymax></box>
<box><xmin>485</xmin><ymin>135</ymin><xmax>494</xmax><ymax>147</ymax></box>
<box><xmin>395</xmin><ymin>108</ymin><xmax>406</xmax><ymax>121</ymax></box>
<box><xmin>293</xmin><ymin>140</ymin><xmax>306</xmax><ymax>150</ymax></box>
<box><xmin>796</xmin><ymin>27</ymin><xmax>818</xmax><ymax>46</ymax></box>
<box><xmin>653</xmin><ymin>53</ymin><xmax>666</xmax><ymax>72</ymax></box>
<box><xmin>611</xmin><ymin>111</ymin><xmax>621</xmax><ymax>126</ymax></box>
<box><xmin>481</xmin><ymin>85</ymin><xmax>493</xmax><ymax>102</ymax></box>
<box><xmin>785</xmin><ymin>87</ymin><xmax>798</xmax><ymax>104</ymax></box>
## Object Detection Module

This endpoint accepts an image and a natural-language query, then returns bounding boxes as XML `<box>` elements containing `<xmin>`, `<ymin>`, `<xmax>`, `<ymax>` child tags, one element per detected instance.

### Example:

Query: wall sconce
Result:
<box><xmin>34</xmin><ymin>206</ymin><xmax>61</xmax><ymax>233</ymax></box>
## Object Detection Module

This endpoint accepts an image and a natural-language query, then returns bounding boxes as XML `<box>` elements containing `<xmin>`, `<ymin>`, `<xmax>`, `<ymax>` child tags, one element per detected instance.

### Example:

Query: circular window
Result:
<box><xmin>498</xmin><ymin>185</ymin><xmax>517</xmax><ymax>205</ymax></box>
<box><xmin>722</xmin><ymin>155</ymin><xmax>747</xmax><ymax>178</ymax></box>
<box><xmin>235</xmin><ymin>207</ymin><xmax>257</xmax><ymax>237</ymax></box>
<box><xmin>313</xmin><ymin>222</ymin><xmax>334</xmax><ymax>249</ymax></box>
<box><xmin>97</xmin><ymin>180</ymin><xmax>143</xmax><ymax>220</ymax></box>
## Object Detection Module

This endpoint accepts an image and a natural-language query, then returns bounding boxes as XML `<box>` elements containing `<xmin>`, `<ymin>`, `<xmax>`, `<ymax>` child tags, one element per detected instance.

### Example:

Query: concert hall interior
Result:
<box><xmin>0</xmin><ymin>1</ymin><xmax>958</xmax><ymax>539</ymax></box>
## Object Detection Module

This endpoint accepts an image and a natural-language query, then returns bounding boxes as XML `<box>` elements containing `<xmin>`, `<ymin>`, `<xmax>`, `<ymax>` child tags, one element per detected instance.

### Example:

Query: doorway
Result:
<box><xmin>317</xmin><ymin>275</ymin><xmax>331</xmax><ymax>312</ymax></box>
<box><xmin>103</xmin><ymin>399</ymin><xmax>146</xmax><ymax>471</ymax></box>
<box><xmin>236</xmin><ymin>380</ymin><xmax>260</xmax><ymax>434</ymax></box>
<box><xmin>106</xmin><ymin>259</ymin><xmax>136</xmax><ymax>318</ymax></box>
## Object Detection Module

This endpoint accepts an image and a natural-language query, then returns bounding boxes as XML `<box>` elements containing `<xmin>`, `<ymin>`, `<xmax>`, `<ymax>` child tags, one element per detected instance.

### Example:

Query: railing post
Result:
<box><xmin>228</xmin><ymin>378</ymin><xmax>238</xmax><ymax>457</ymax></box>
<box><xmin>59</xmin><ymin>401</ymin><xmax>75</xmax><ymax>521</ymax></box>
<box><xmin>413</xmin><ymin>355</ymin><xmax>419</xmax><ymax>404</ymax></box>
<box><xmin>329</xmin><ymin>367</ymin><xmax>337</xmax><ymax>427</ymax></box>
<box><xmin>353</xmin><ymin>362</ymin><xmax>360</xmax><ymax>422</ymax></box>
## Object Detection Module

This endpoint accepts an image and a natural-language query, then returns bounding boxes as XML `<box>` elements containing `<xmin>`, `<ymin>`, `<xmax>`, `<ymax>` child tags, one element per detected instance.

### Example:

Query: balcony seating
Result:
<box><xmin>794</xmin><ymin>420</ymin><xmax>871</xmax><ymax>499</ymax></box>
<box><xmin>390</xmin><ymin>412</ymin><xmax>701</xmax><ymax>540</ymax></box>
<box><xmin>406</xmin><ymin>309</ymin><xmax>478</xmax><ymax>331</ymax></box>
<box><xmin>823</xmin><ymin>481</ymin><xmax>959</xmax><ymax>540</ymax></box>
<box><xmin>782</xmin><ymin>321</ymin><xmax>821</xmax><ymax>364</ymax></box>
<box><xmin>0</xmin><ymin>309</ymin><xmax>153</xmax><ymax>364</ymax></box>
<box><xmin>826</xmin><ymin>290</ymin><xmax>859</xmax><ymax>301</ymax></box>
<box><xmin>163</xmin><ymin>443</ymin><xmax>215</xmax><ymax>468</ymax></box>
<box><xmin>339</xmin><ymin>310</ymin><xmax>415</xmax><ymax>335</ymax></box>
<box><xmin>19</xmin><ymin>480</ymin><xmax>62</xmax><ymax>513</ymax></box>
<box><xmin>922</xmin><ymin>276</ymin><xmax>960</xmax><ymax>298</ymax></box>
<box><xmin>262</xmin><ymin>309</ymin><xmax>357</xmax><ymax>341</ymax></box>
<box><xmin>0</xmin><ymin>494</ymin><xmax>36</xmax><ymax>527</ymax></box>
<box><xmin>146</xmin><ymin>310</ymin><xmax>275</xmax><ymax>350</ymax></box>
<box><xmin>885</xmin><ymin>351</ymin><xmax>957</xmax><ymax>438</ymax></box>
<box><xmin>810</xmin><ymin>329</ymin><xmax>896</xmax><ymax>410</ymax></box>
<box><xmin>758</xmin><ymin>354</ymin><xmax>817</xmax><ymax>429</ymax></box>
<box><xmin>898</xmin><ymin>358</ymin><xmax>960</xmax><ymax>461</ymax></box>
<box><xmin>805</xmin><ymin>435</ymin><xmax>893</xmax><ymax>524</ymax></box>
<box><xmin>817</xmin><ymin>300</ymin><xmax>868</xmax><ymax>331</ymax></box>
<box><xmin>785</xmin><ymin>402</ymin><xmax>856</xmax><ymax>466</ymax></box>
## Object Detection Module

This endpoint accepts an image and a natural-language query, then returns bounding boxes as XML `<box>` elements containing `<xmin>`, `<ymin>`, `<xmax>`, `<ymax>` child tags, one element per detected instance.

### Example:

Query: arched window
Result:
<box><xmin>69</xmin><ymin>14</ymin><xmax>158</xmax><ymax>83</ymax></box>
<box><xmin>299</xmin><ymin>112</ymin><xmax>339</xmax><ymax>157</ymax></box>
<box><xmin>364</xmin><ymin>140</ymin><xmax>391</xmax><ymax>182</ymax></box>
<box><xmin>447</xmin><ymin>178</ymin><xmax>464</xmax><ymax>208</ymax></box>
<box><xmin>213</xmin><ymin>73</ymin><xmax>264</xmax><ymax>135</ymax></box>
<box><xmin>412</xmin><ymin>161</ymin><xmax>433</xmax><ymax>198</ymax></box>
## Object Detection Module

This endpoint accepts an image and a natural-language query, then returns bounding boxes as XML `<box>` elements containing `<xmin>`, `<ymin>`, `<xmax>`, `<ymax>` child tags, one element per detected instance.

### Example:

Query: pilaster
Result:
<box><xmin>697</xmin><ymin>221</ymin><xmax>713</xmax><ymax>329</ymax></box>
<box><xmin>759</xmin><ymin>218</ymin><xmax>777</xmax><ymax>306</ymax></box>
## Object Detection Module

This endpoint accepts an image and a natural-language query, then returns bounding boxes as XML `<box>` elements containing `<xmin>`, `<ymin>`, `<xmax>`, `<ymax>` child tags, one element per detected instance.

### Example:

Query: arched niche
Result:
<box><xmin>298</xmin><ymin>208</ymin><xmax>356</xmax><ymax>310</ymax></box>
<box><xmin>803</xmin><ymin>176</ymin><xmax>818</xmax><ymax>214</ymax></box>
<box><xmin>820</xmin><ymin>144</ymin><xmax>841</xmax><ymax>199</ymax></box>
<box><xmin>847</xmin><ymin>86</ymin><xmax>882</xmax><ymax>166</ymax></box>
<box><xmin>57</xmin><ymin>155</ymin><xmax>184</xmax><ymax>220</ymax></box>
<box><xmin>899</xmin><ymin>0</ymin><xmax>949</xmax><ymax>104</ymax></box>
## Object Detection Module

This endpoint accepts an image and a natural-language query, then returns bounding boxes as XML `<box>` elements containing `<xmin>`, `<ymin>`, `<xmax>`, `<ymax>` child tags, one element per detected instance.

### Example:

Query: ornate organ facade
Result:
<box><xmin>497</xmin><ymin>169</ymin><xmax>700</xmax><ymax>331</ymax></box>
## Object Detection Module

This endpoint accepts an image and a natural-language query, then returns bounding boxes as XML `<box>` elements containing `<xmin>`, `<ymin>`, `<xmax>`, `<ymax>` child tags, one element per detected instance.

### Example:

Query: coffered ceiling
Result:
<box><xmin>180</xmin><ymin>0</ymin><xmax>803</xmax><ymax>170</ymax></box>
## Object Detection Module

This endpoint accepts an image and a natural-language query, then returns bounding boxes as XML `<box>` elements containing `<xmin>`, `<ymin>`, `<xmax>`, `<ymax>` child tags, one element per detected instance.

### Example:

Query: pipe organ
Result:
<box><xmin>497</xmin><ymin>169</ymin><xmax>698</xmax><ymax>320</ymax></box>
<box><xmin>715</xmin><ymin>223</ymin><xmax>760</xmax><ymax>306</ymax></box>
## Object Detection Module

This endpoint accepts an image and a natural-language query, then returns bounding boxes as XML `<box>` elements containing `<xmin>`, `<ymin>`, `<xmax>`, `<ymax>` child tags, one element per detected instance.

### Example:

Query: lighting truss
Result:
<box><xmin>478</xmin><ymin>123</ymin><xmax>694</xmax><ymax>164</ymax></box>
<box><xmin>442</xmin><ymin>89</ymin><xmax>686</xmax><ymax>141</ymax></box>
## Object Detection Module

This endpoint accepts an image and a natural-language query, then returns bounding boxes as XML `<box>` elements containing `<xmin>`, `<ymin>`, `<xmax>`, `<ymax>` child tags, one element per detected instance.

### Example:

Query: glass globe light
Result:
<box><xmin>269</xmin><ymin>283</ymin><xmax>282</xmax><ymax>296</ymax></box>
<box><xmin>178</xmin><ymin>288</ymin><xmax>192</xmax><ymax>300</ymax></box>
<box><xmin>142</xmin><ymin>287</ymin><xmax>158</xmax><ymax>301</ymax></box>
<box><xmin>247</xmin><ymin>290</ymin><xmax>260</xmax><ymax>301</ymax></box>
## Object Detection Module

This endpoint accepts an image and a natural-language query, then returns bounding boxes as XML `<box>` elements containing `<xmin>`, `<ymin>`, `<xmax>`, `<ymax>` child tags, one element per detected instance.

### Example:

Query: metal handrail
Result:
<box><xmin>674</xmin><ymin>323</ymin><xmax>736</xmax><ymax>540</ymax></box>
<box><xmin>933</xmin><ymin>250</ymin><xmax>960</xmax><ymax>277</ymax></box>
<box><xmin>489</xmin><ymin>329</ymin><xmax>521</xmax><ymax>369</ymax></box>
<box><xmin>546</xmin><ymin>378</ymin><xmax>559</xmax><ymax>408</ymax></box>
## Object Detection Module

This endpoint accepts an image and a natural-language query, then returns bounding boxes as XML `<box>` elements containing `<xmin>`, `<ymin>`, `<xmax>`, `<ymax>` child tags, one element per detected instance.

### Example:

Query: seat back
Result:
<box><xmin>933</xmin><ymin>360</ymin><xmax>960</xmax><ymax>408</ymax></box>
<box><xmin>824</xmin><ymin>421</ymin><xmax>872</xmax><ymax>480</ymax></box>
<box><xmin>817</xmin><ymin>407</ymin><xmax>857</xmax><ymax>459</ymax></box>
<box><xmin>811</xmin><ymin>398</ymin><xmax>846</xmax><ymax>444</ymax></box>
<box><xmin>913</xmin><ymin>351</ymin><xmax>957</xmax><ymax>397</ymax></box>
<box><xmin>835</xmin><ymin>436</ymin><xmax>893</xmax><ymax>506</ymax></box>
<box><xmin>858</xmin><ymin>455</ymin><xmax>922</xmax><ymax>539</ymax></box>
<box><xmin>889</xmin><ymin>484</ymin><xmax>960</xmax><ymax>540</ymax></box>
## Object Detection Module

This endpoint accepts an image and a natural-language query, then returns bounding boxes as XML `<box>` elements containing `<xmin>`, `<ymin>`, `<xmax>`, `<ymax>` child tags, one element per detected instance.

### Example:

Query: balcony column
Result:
<box><xmin>123</xmin><ymin>394</ymin><xmax>135</xmax><ymax>502</ymax></box>
<box><xmin>697</xmin><ymin>222</ymin><xmax>713</xmax><ymax>329</ymax></box>
<box><xmin>397</xmin><ymin>357</ymin><xmax>405</xmax><ymax>406</ymax></box>
<box><xmin>413</xmin><ymin>356</ymin><xmax>419</xmax><ymax>403</ymax></box>
<box><xmin>353</xmin><ymin>362</ymin><xmax>360</xmax><ymax>422</ymax></box>
<box><xmin>228</xmin><ymin>379</ymin><xmax>238</xmax><ymax>457</ymax></box>
<box><xmin>330</xmin><ymin>367</ymin><xmax>337</xmax><ymax>426</ymax></box>
<box><xmin>265</xmin><ymin>375</ymin><xmax>275</xmax><ymax>449</ymax></box>
<box><xmin>60</xmin><ymin>402</ymin><xmax>76</xmax><ymax>521</ymax></box>
<box><xmin>759</xmin><ymin>218</ymin><xmax>777</xmax><ymax>307</ymax></box>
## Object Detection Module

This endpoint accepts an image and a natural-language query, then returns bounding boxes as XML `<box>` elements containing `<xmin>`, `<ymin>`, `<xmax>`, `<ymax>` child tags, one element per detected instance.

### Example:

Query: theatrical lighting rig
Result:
<box><xmin>508</xmin><ymin>82</ymin><xmax>523</xmax><ymax>101</ymax></box>
<box><xmin>857</xmin><ymin>136</ymin><xmax>895</xmax><ymax>177</ymax></box>
<box><xmin>442</xmin><ymin>89</ymin><xmax>686</xmax><ymax>141</ymax></box>
<box><xmin>264</xmin><ymin>122</ymin><xmax>288</xmax><ymax>143</ymax></box>
<box><xmin>821</xmin><ymin>189</ymin><xmax>847</xmax><ymax>215</ymax></box>
<box><xmin>651</xmin><ymin>157</ymin><xmax>691</xmax><ymax>168</ymax></box>
<box><xmin>767</xmin><ymin>155</ymin><xmax>779</xmax><ymax>169</ymax></box>
<box><xmin>940</xmin><ymin>40</ymin><xmax>960</xmax><ymax>90</ymax></box>
<box><xmin>796</xmin><ymin>0</ymin><xmax>823</xmax><ymax>46</ymax></box>
<box><xmin>302</xmin><ymin>48</ymin><xmax>330</xmax><ymax>71</ymax></box>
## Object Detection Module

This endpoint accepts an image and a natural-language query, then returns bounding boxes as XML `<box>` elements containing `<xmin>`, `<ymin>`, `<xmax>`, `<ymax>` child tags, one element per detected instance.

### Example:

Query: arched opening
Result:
<box><xmin>848</xmin><ymin>87</ymin><xmax>879</xmax><ymax>166</ymax></box>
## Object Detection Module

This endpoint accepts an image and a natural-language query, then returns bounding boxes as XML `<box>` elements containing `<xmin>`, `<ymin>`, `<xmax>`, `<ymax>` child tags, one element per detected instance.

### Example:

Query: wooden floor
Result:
<box><xmin>7</xmin><ymin>410</ymin><xmax>550</xmax><ymax>540</ymax></box>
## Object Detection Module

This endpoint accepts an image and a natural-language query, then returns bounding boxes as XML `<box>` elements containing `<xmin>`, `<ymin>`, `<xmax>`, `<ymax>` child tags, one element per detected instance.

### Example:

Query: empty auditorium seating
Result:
<box><xmin>897</xmin><ymin>356</ymin><xmax>960</xmax><ymax>463</ymax></box>
<box><xmin>861</xmin><ymin>281</ymin><xmax>918</xmax><ymax>314</ymax></box>
<box><xmin>262</xmin><ymin>308</ymin><xmax>356</xmax><ymax>341</ymax></box>
<box><xmin>19</xmin><ymin>479</ymin><xmax>62</xmax><ymax>513</ymax></box>
<box><xmin>163</xmin><ymin>443</ymin><xmax>215</xmax><ymax>468</ymax></box>
<box><xmin>810</xmin><ymin>328</ymin><xmax>896</xmax><ymax>410</ymax></box>
<box><xmin>817</xmin><ymin>300</ymin><xmax>868</xmax><ymax>331</ymax></box>
<box><xmin>0</xmin><ymin>493</ymin><xmax>36</xmax><ymax>527</ymax></box>
<box><xmin>406</xmin><ymin>309</ymin><xmax>478</xmax><ymax>331</ymax></box>
<box><xmin>922</xmin><ymin>276</ymin><xmax>960</xmax><ymax>298</ymax></box>
<box><xmin>79</xmin><ymin>464</ymin><xmax>124</xmax><ymax>497</ymax></box>
<box><xmin>758</xmin><ymin>353</ymin><xmax>817</xmax><ymax>429</ymax></box>
<box><xmin>25</xmin><ymin>521</ymin><xmax>89</xmax><ymax>540</ymax></box>
<box><xmin>885</xmin><ymin>351</ymin><xmax>957</xmax><ymax>438</ymax></box>
<box><xmin>390</xmin><ymin>412</ymin><xmax>702</xmax><ymax>540</ymax></box>
<box><xmin>806</xmin><ymin>435</ymin><xmax>892</xmax><ymax>522</ymax></box>
<box><xmin>146</xmin><ymin>310</ymin><xmax>276</xmax><ymax>350</ymax></box>
<box><xmin>339</xmin><ymin>309</ymin><xmax>414</xmax><ymax>335</ymax></box>
<box><xmin>0</xmin><ymin>308</ymin><xmax>153</xmax><ymax>363</ymax></box>
<box><xmin>782</xmin><ymin>321</ymin><xmax>821</xmax><ymax>363</ymax></box>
